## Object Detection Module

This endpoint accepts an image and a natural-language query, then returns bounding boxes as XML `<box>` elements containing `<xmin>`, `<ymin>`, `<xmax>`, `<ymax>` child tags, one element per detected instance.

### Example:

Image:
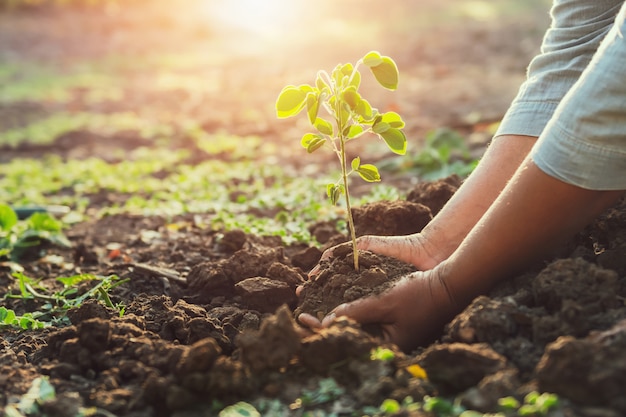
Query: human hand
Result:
<box><xmin>309</xmin><ymin>233</ymin><xmax>440</xmax><ymax>277</ymax></box>
<box><xmin>298</xmin><ymin>267</ymin><xmax>458</xmax><ymax>352</ymax></box>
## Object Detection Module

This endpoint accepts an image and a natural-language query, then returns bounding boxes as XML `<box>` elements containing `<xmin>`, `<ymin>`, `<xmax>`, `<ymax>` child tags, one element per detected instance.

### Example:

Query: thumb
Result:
<box><xmin>322</xmin><ymin>295</ymin><xmax>390</xmax><ymax>327</ymax></box>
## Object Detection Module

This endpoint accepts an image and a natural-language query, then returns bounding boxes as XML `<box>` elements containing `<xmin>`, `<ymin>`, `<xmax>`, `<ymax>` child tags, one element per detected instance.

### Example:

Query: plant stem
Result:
<box><xmin>339</xmin><ymin>138</ymin><xmax>359</xmax><ymax>271</ymax></box>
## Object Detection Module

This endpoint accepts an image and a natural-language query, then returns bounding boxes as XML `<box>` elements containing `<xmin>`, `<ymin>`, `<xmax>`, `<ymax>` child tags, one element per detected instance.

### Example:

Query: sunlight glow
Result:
<box><xmin>457</xmin><ymin>1</ymin><xmax>498</xmax><ymax>21</ymax></box>
<box><xmin>208</xmin><ymin>0</ymin><xmax>304</xmax><ymax>37</ymax></box>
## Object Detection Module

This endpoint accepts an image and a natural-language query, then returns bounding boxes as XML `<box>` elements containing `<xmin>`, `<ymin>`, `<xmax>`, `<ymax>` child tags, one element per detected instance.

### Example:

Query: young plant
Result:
<box><xmin>276</xmin><ymin>51</ymin><xmax>407</xmax><ymax>270</ymax></box>
<box><xmin>0</xmin><ymin>204</ymin><xmax>71</xmax><ymax>262</ymax></box>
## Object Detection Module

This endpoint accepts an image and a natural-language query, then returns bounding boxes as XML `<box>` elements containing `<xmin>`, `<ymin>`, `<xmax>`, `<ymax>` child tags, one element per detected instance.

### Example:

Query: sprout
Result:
<box><xmin>276</xmin><ymin>51</ymin><xmax>407</xmax><ymax>270</ymax></box>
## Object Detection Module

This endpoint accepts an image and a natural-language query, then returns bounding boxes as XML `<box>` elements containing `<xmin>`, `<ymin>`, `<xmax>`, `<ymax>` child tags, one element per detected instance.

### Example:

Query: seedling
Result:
<box><xmin>2</xmin><ymin>272</ymin><xmax>128</xmax><ymax>330</ymax></box>
<box><xmin>276</xmin><ymin>51</ymin><xmax>407</xmax><ymax>270</ymax></box>
<box><xmin>0</xmin><ymin>204</ymin><xmax>71</xmax><ymax>262</ymax></box>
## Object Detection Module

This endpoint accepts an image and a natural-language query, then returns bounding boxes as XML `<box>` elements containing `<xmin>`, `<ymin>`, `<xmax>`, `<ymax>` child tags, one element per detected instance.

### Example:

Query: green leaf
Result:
<box><xmin>327</xmin><ymin>184</ymin><xmax>344</xmax><ymax>206</ymax></box>
<box><xmin>306</xmin><ymin>92</ymin><xmax>320</xmax><ymax>125</ymax></box>
<box><xmin>57</xmin><ymin>273</ymin><xmax>95</xmax><ymax>287</ymax></box>
<box><xmin>498</xmin><ymin>396</ymin><xmax>521</xmax><ymax>410</ymax></box>
<box><xmin>301</xmin><ymin>133</ymin><xmax>326</xmax><ymax>153</ymax></box>
<box><xmin>339</xmin><ymin>63</ymin><xmax>354</xmax><ymax>78</ymax></box>
<box><xmin>356</xmin><ymin>98</ymin><xmax>375</xmax><ymax>121</ymax></box>
<box><xmin>370</xmin><ymin>347</ymin><xmax>395</xmax><ymax>361</ymax></box>
<box><xmin>356</xmin><ymin>164</ymin><xmax>381</xmax><ymax>182</ymax></box>
<box><xmin>369</xmin><ymin>56</ymin><xmax>399</xmax><ymax>90</ymax></box>
<box><xmin>315</xmin><ymin>71</ymin><xmax>329</xmax><ymax>92</ymax></box>
<box><xmin>362</xmin><ymin>51</ymin><xmax>384</xmax><ymax>67</ymax></box>
<box><xmin>0</xmin><ymin>307</ymin><xmax>17</xmax><ymax>324</ymax></box>
<box><xmin>314</xmin><ymin>118</ymin><xmax>333</xmax><ymax>136</ymax></box>
<box><xmin>27</xmin><ymin>212</ymin><xmax>62</xmax><ymax>232</ymax></box>
<box><xmin>379</xmin><ymin>399</ymin><xmax>401</xmax><ymax>413</ymax></box>
<box><xmin>351</xmin><ymin>157</ymin><xmax>360</xmax><ymax>171</ymax></box>
<box><xmin>0</xmin><ymin>204</ymin><xmax>18</xmax><ymax>232</ymax></box>
<box><xmin>344</xmin><ymin>125</ymin><xmax>364</xmax><ymax>139</ymax></box>
<box><xmin>381</xmin><ymin>111</ymin><xmax>405</xmax><ymax>129</ymax></box>
<box><xmin>341</xmin><ymin>86</ymin><xmax>360</xmax><ymax>110</ymax></box>
<box><xmin>378</xmin><ymin>127</ymin><xmax>407</xmax><ymax>154</ymax></box>
<box><xmin>348</xmin><ymin>70</ymin><xmax>361</xmax><ymax>89</ymax></box>
<box><xmin>219</xmin><ymin>401</ymin><xmax>260</xmax><ymax>417</ymax></box>
<box><xmin>332</xmin><ymin>63</ymin><xmax>354</xmax><ymax>88</ymax></box>
<box><xmin>15</xmin><ymin>377</ymin><xmax>56</xmax><ymax>415</ymax></box>
<box><xmin>275</xmin><ymin>85</ymin><xmax>308</xmax><ymax>118</ymax></box>
<box><xmin>372</xmin><ymin>121</ymin><xmax>390</xmax><ymax>134</ymax></box>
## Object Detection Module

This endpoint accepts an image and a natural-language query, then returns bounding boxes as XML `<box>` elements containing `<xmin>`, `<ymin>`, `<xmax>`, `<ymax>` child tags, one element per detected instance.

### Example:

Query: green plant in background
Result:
<box><xmin>3</xmin><ymin>272</ymin><xmax>128</xmax><ymax>327</ymax></box>
<box><xmin>0</xmin><ymin>307</ymin><xmax>47</xmax><ymax>330</ymax></box>
<box><xmin>276</xmin><ymin>51</ymin><xmax>407</xmax><ymax>270</ymax></box>
<box><xmin>411</xmin><ymin>127</ymin><xmax>478</xmax><ymax>180</ymax></box>
<box><xmin>298</xmin><ymin>377</ymin><xmax>345</xmax><ymax>408</ymax></box>
<box><xmin>0</xmin><ymin>204</ymin><xmax>71</xmax><ymax>262</ymax></box>
<box><xmin>4</xmin><ymin>377</ymin><xmax>56</xmax><ymax>417</ymax></box>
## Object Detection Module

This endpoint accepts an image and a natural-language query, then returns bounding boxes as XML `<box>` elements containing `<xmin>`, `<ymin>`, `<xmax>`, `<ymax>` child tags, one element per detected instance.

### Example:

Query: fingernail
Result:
<box><xmin>322</xmin><ymin>312</ymin><xmax>336</xmax><ymax>326</ymax></box>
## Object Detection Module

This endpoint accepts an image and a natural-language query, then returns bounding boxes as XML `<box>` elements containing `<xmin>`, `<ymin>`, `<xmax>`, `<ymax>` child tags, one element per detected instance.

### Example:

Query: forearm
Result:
<box><xmin>440</xmin><ymin>157</ymin><xmax>624</xmax><ymax>307</ymax></box>
<box><xmin>421</xmin><ymin>135</ymin><xmax>537</xmax><ymax>264</ymax></box>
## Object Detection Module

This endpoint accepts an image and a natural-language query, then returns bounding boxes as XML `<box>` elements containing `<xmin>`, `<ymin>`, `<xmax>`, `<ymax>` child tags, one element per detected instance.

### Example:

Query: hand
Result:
<box><xmin>309</xmin><ymin>233</ymin><xmax>441</xmax><ymax>277</ymax></box>
<box><xmin>299</xmin><ymin>266</ymin><xmax>459</xmax><ymax>352</ymax></box>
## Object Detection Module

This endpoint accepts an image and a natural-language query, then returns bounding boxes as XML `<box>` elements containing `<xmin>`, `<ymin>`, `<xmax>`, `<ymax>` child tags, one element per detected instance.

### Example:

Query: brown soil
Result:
<box><xmin>2</xmin><ymin>2</ymin><xmax>626</xmax><ymax>416</ymax></box>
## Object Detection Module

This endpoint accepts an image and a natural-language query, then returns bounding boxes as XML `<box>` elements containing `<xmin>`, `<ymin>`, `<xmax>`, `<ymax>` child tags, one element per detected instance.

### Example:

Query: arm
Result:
<box><xmin>328</xmin><ymin>157</ymin><xmax>623</xmax><ymax>351</ymax></box>
<box><xmin>314</xmin><ymin>135</ymin><xmax>538</xmax><ymax>272</ymax></box>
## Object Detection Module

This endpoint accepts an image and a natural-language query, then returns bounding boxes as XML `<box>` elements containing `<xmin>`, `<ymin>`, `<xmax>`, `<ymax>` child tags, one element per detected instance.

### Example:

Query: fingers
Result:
<box><xmin>307</xmin><ymin>246</ymin><xmax>336</xmax><ymax>278</ymax></box>
<box><xmin>325</xmin><ymin>295</ymin><xmax>390</xmax><ymax>327</ymax></box>
<box><xmin>297</xmin><ymin>313</ymin><xmax>323</xmax><ymax>329</ymax></box>
<box><xmin>309</xmin><ymin>237</ymin><xmax>384</xmax><ymax>278</ymax></box>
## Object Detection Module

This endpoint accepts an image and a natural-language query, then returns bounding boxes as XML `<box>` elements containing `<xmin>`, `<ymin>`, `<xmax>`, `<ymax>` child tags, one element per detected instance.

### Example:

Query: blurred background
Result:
<box><xmin>0</xmin><ymin>0</ymin><xmax>551</xmax><ymax>142</ymax></box>
<box><xmin>0</xmin><ymin>0</ymin><xmax>552</xmax><ymax>227</ymax></box>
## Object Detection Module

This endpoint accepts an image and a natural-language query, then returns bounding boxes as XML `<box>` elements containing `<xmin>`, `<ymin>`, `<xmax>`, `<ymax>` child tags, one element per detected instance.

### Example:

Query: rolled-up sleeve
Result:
<box><xmin>495</xmin><ymin>0</ymin><xmax>623</xmax><ymax>138</ymax></box>
<box><xmin>531</xmin><ymin>2</ymin><xmax>626</xmax><ymax>190</ymax></box>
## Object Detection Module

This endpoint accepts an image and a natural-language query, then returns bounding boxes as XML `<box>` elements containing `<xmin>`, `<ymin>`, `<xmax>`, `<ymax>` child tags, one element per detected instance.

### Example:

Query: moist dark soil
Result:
<box><xmin>3</xmin><ymin>174</ymin><xmax>626</xmax><ymax>416</ymax></box>
<box><xmin>2</xmin><ymin>2</ymin><xmax>626</xmax><ymax>416</ymax></box>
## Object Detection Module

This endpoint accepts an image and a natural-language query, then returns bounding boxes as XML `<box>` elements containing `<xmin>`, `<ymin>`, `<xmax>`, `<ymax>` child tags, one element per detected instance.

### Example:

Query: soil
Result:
<box><xmin>2</xmin><ymin>1</ymin><xmax>626</xmax><ymax>416</ymax></box>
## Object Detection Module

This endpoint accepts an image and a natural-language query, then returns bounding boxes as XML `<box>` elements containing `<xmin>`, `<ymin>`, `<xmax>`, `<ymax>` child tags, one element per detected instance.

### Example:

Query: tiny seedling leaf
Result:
<box><xmin>306</xmin><ymin>92</ymin><xmax>320</xmax><ymax>124</ymax></box>
<box><xmin>351</xmin><ymin>157</ymin><xmax>361</xmax><ymax>171</ymax></box>
<box><xmin>381</xmin><ymin>111</ymin><xmax>405</xmax><ymax>129</ymax></box>
<box><xmin>313</xmin><ymin>117</ymin><xmax>333</xmax><ymax>136</ymax></box>
<box><xmin>356</xmin><ymin>164</ymin><xmax>381</xmax><ymax>182</ymax></box>
<box><xmin>344</xmin><ymin>124</ymin><xmax>364</xmax><ymax>139</ymax></box>
<box><xmin>301</xmin><ymin>133</ymin><xmax>326</xmax><ymax>153</ymax></box>
<box><xmin>275</xmin><ymin>85</ymin><xmax>308</xmax><ymax>118</ymax></box>
<box><xmin>356</xmin><ymin>98</ymin><xmax>375</xmax><ymax>121</ymax></box>
<box><xmin>327</xmin><ymin>184</ymin><xmax>344</xmax><ymax>206</ymax></box>
<box><xmin>27</xmin><ymin>212</ymin><xmax>62</xmax><ymax>232</ymax></box>
<box><xmin>362</xmin><ymin>51</ymin><xmax>384</xmax><ymax>67</ymax></box>
<box><xmin>349</xmin><ymin>69</ymin><xmax>361</xmax><ymax>89</ymax></box>
<box><xmin>342</xmin><ymin>86</ymin><xmax>360</xmax><ymax>110</ymax></box>
<box><xmin>219</xmin><ymin>401</ymin><xmax>260</xmax><ymax>417</ymax></box>
<box><xmin>315</xmin><ymin>71</ymin><xmax>329</xmax><ymax>91</ymax></box>
<box><xmin>379</xmin><ymin>127</ymin><xmax>407</xmax><ymax>155</ymax></box>
<box><xmin>369</xmin><ymin>56</ymin><xmax>399</xmax><ymax>90</ymax></box>
<box><xmin>372</xmin><ymin>121</ymin><xmax>391</xmax><ymax>134</ymax></box>
<box><xmin>0</xmin><ymin>204</ymin><xmax>18</xmax><ymax>232</ymax></box>
<box><xmin>379</xmin><ymin>399</ymin><xmax>401</xmax><ymax>413</ymax></box>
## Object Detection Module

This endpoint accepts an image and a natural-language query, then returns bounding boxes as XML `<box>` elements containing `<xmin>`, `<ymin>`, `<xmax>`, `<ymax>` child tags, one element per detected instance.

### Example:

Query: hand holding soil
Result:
<box><xmin>309</xmin><ymin>233</ymin><xmax>440</xmax><ymax>277</ymax></box>
<box><xmin>301</xmin><ymin>267</ymin><xmax>459</xmax><ymax>351</ymax></box>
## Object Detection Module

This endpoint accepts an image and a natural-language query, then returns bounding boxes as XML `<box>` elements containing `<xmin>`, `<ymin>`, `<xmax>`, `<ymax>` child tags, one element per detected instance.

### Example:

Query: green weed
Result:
<box><xmin>0</xmin><ymin>204</ymin><xmax>71</xmax><ymax>262</ymax></box>
<box><xmin>409</xmin><ymin>128</ymin><xmax>478</xmax><ymax>180</ymax></box>
<box><xmin>0</xmin><ymin>306</ymin><xmax>47</xmax><ymax>330</ymax></box>
<box><xmin>0</xmin><ymin>112</ymin><xmax>171</xmax><ymax>147</ymax></box>
<box><xmin>2</xmin><ymin>272</ymin><xmax>127</xmax><ymax>330</ymax></box>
